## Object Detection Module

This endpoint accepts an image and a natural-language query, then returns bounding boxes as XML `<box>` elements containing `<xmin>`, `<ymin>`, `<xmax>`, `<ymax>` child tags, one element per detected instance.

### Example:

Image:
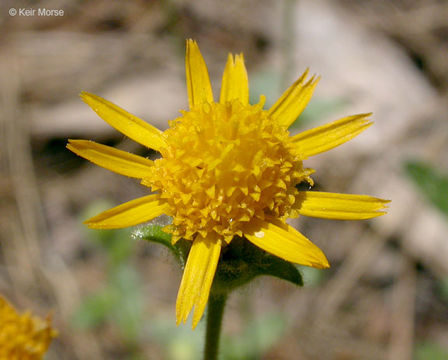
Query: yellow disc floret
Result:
<box><xmin>143</xmin><ymin>99</ymin><xmax>313</xmax><ymax>243</ymax></box>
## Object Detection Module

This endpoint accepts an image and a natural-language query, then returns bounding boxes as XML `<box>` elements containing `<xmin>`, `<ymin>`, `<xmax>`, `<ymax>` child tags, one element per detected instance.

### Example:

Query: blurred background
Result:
<box><xmin>1</xmin><ymin>0</ymin><xmax>447</xmax><ymax>359</ymax></box>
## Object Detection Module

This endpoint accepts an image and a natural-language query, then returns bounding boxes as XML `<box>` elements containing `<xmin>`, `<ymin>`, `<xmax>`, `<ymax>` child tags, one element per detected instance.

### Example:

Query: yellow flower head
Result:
<box><xmin>0</xmin><ymin>296</ymin><xmax>57</xmax><ymax>359</ymax></box>
<box><xmin>67</xmin><ymin>39</ymin><xmax>389</xmax><ymax>328</ymax></box>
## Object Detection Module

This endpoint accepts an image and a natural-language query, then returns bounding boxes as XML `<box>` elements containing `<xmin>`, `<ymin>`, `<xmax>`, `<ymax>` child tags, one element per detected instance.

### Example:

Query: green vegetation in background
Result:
<box><xmin>249</xmin><ymin>70</ymin><xmax>282</xmax><ymax>108</ymax></box>
<box><xmin>291</xmin><ymin>97</ymin><xmax>348</xmax><ymax>130</ymax></box>
<box><xmin>405</xmin><ymin>161</ymin><xmax>448</xmax><ymax>359</ymax></box>
<box><xmin>415</xmin><ymin>342</ymin><xmax>448</xmax><ymax>360</ymax></box>
<box><xmin>149</xmin><ymin>316</ymin><xmax>204</xmax><ymax>360</ymax></box>
<box><xmin>405</xmin><ymin>161</ymin><xmax>448</xmax><ymax>216</ymax></box>
<box><xmin>439</xmin><ymin>277</ymin><xmax>448</xmax><ymax>302</ymax></box>
<box><xmin>148</xmin><ymin>311</ymin><xmax>287</xmax><ymax>360</ymax></box>
<box><xmin>221</xmin><ymin>312</ymin><xmax>287</xmax><ymax>360</ymax></box>
<box><xmin>72</xmin><ymin>201</ymin><xmax>145</xmax><ymax>360</ymax></box>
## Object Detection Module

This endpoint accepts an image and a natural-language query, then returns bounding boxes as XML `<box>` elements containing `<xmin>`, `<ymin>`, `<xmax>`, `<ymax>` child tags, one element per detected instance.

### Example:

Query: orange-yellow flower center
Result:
<box><xmin>144</xmin><ymin>100</ymin><xmax>312</xmax><ymax>242</ymax></box>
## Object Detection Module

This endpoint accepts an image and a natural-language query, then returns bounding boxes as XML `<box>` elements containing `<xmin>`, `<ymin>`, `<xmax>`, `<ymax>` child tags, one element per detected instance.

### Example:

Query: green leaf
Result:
<box><xmin>298</xmin><ymin>265</ymin><xmax>326</xmax><ymax>286</ymax></box>
<box><xmin>133</xmin><ymin>224</ymin><xmax>189</xmax><ymax>268</ymax></box>
<box><xmin>258</xmin><ymin>254</ymin><xmax>303</xmax><ymax>286</ymax></box>
<box><xmin>212</xmin><ymin>237</ymin><xmax>303</xmax><ymax>295</ymax></box>
<box><xmin>133</xmin><ymin>223</ymin><xmax>172</xmax><ymax>245</ymax></box>
<box><xmin>405</xmin><ymin>161</ymin><xmax>448</xmax><ymax>216</ymax></box>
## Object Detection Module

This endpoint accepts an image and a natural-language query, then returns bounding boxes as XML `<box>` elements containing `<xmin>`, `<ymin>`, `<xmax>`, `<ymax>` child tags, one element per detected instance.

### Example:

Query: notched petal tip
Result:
<box><xmin>79</xmin><ymin>91</ymin><xmax>98</xmax><ymax>107</ymax></box>
<box><xmin>82</xmin><ymin>219</ymin><xmax>102</xmax><ymax>229</ymax></box>
<box><xmin>311</xmin><ymin>256</ymin><xmax>330</xmax><ymax>270</ymax></box>
<box><xmin>297</xmin><ymin>192</ymin><xmax>391</xmax><ymax>220</ymax></box>
<box><xmin>78</xmin><ymin>91</ymin><xmax>166</xmax><ymax>151</ymax></box>
<box><xmin>175</xmin><ymin>236</ymin><xmax>221</xmax><ymax>329</ymax></box>
<box><xmin>67</xmin><ymin>138</ymin><xmax>89</xmax><ymax>149</ymax></box>
<box><xmin>83</xmin><ymin>195</ymin><xmax>168</xmax><ymax>230</ymax></box>
<box><xmin>220</xmin><ymin>51</ymin><xmax>249</xmax><ymax>105</ymax></box>
<box><xmin>66</xmin><ymin>138</ymin><xmax>76</xmax><ymax>149</ymax></box>
<box><xmin>66</xmin><ymin>139</ymin><xmax>88</xmax><ymax>156</ymax></box>
<box><xmin>269</xmin><ymin>69</ymin><xmax>319</xmax><ymax>128</ymax></box>
<box><xmin>66</xmin><ymin>139</ymin><xmax>153</xmax><ymax>179</ymax></box>
<box><xmin>83</xmin><ymin>216</ymin><xmax>110</xmax><ymax>229</ymax></box>
<box><xmin>292</xmin><ymin>113</ymin><xmax>374</xmax><ymax>159</ymax></box>
<box><xmin>371</xmin><ymin>198</ymin><xmax>391</xmax><ymax>217</ymax></box>
<box><xmin>297</xmin><ymin>68</ymin><xmax>310</xmax><ymax>82</ymax></box>
<box><xmin>79</xmin><ymin>90</ymin><xmax>89</xmax><ymax>99</ymax></box>
<box><xmin>186</xmin><ymin>39</ymin><xmax>214</xmax><ymax>109</ymax></box>
<box><xmin>186</xmin><ymin>38</ymin><xmax>197</xmax><ymax>46</ymax></box>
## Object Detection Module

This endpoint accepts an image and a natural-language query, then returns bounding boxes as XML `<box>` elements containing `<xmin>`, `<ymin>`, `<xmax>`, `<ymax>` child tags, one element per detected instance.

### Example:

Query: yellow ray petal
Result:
<box><xmin>67</xmin><ymin>139</ymin><xmax>153</xmax><ymax>179</ymax></box>
<box><xmin>220</xmin><ymin>53</ymin><xmax>249</xmax><ymax>105</ymax></box>
<box><xmin>80</xmin><ymin>92</ymin><xmax>166</xmax><ymax>151</ymax></box>
<box><xmin>85</xmin><ymin>194</ymin><xmax>169</xmax><ymax>229</ymax></box>
<box><xmin>186</xmin><ymin>39</ymin><xmax>214</xmax><ymax>109</ymax></box>
<box><xmin>268</xmin><ymin>70</ymin><xmax>319</xmax><ymax>128</ymax></box>
<box><xmin>176</xmin><ymin>235</ymin><xmax>221</xmax><ymax>329</ymax></box>
<box><xmin>291</xmin><ymin>113</ymin><xmax>372</xmax><ymax>159</ymax></box>
<box><xmin>244</xmin><ymin>218</ymin><xmax>329</xmax><ymax>269</ymax></box>
<box><xmin>297</xmin><ymin>191</ymin><xmax>390</xmax><ymax>220</ymax></box>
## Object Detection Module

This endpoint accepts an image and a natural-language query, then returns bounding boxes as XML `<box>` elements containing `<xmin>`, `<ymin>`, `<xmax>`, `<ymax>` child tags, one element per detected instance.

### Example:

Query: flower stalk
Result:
<box><xmin>204</xmin><ymin>293</ymin><xmax>228</xmax><ymax>360</ymax></box>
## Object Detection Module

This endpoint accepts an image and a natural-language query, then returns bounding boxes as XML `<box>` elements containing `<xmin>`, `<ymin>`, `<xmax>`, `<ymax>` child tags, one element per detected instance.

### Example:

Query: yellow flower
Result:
<box><xmin>67</xmin><ymin>39</ymin><xmax>389</xmax><ymax>328</ymax></box>
<box><xmin>0</xmin><ymin>296</ymin><xmax>57</xmax><ymax>359</ymax></box>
